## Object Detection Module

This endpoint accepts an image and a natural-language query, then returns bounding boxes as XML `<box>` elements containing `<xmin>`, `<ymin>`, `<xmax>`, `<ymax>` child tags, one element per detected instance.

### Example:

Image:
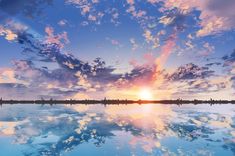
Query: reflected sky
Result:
<box><xmin>0</xmin><ymin>104</ymin><xmax>234</xmax><ymax>156</ymax></box>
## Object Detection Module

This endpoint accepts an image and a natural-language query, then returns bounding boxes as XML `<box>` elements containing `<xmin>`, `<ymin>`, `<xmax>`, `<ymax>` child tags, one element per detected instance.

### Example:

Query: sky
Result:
<box><xmin>0</xmin><ymin>0</ymin><xmax>234</xmax><ymax>100</ymax></box>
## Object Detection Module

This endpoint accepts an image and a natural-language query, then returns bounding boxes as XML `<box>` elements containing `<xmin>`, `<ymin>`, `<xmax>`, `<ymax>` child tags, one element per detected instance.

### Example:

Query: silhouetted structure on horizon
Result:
<box><xmin>0</xmin><ymin>97</ymin><xmax>234</xmax><ymax>105</ymax></box>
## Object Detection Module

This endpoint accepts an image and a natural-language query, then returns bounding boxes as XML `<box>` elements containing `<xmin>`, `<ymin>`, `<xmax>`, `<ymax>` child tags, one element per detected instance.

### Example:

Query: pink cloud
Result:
<box><xmin>144</xmin><ymin>52</ymin><xmax>155</xmax><ymax>65</ymax></box>
<box><xmin>154</xmin><ymin>0</ymin><xmax>235</xmax><ymax>37</ymax></box>
<box><xmin>45</xmin><ymin>26</ymin><xmax>69</xmax><ymax>48</ymax></box>
<box><xmin>126</xmin><ymin>0</ymin><xmax>134</xmax><ymax>5</ymax></box>
<box><xmin>155</xmin><ymin>32</ymin><xmax>177</xmax><ymax>69</ymax></box>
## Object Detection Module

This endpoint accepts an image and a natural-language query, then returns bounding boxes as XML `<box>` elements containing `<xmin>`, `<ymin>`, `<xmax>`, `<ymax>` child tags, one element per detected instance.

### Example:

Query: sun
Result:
<box><xmin>138</xmin><ymin>88</ymin><xmax>153</xmax><ymax>100</ymax></box>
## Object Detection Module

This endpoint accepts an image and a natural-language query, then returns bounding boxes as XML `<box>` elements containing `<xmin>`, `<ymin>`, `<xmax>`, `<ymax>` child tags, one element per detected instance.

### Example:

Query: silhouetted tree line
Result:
<box><xmin>0</xmin><ymin>97</ymin><xmax>234</xmax><ymax>105</ymax></box>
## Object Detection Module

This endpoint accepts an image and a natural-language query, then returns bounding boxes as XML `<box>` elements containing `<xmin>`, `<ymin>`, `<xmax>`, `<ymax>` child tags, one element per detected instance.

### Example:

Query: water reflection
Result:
<box><xmin>0</xmin><ymin>104</ymin><xmax>234</xmax><ymax>156</ymax></box>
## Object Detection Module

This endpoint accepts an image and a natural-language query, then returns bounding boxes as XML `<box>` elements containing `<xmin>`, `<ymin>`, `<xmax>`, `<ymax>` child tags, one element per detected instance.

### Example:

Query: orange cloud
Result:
<box><xmin>0</xmin><ymin>26</ymin><xmax>18</xmax><ymax>41</ymax></box>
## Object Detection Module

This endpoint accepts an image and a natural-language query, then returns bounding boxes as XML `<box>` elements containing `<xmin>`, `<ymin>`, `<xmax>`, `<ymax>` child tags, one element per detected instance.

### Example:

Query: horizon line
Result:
<box><xmin>0</xmin><ymin>98</ymin><xmax>234</xmax><ymax>105</ymax></box>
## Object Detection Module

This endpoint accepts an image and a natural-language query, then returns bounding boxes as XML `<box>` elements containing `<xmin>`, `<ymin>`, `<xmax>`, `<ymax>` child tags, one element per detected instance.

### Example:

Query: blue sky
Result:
<box><xmin>0</xmin><ymin>0</ymin><xmax>234</xmax><ymax>100</ymax></box>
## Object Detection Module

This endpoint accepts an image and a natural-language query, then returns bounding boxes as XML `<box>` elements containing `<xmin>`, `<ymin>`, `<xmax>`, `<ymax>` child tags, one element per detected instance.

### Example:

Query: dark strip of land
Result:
<box><xmin>0</xmin><ymin>99</ymin><xmax>234</xmax><ymax>105</ymax></box>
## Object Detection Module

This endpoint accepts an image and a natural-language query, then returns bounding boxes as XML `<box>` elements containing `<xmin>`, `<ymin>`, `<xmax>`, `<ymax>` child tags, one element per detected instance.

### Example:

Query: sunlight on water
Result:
<box><xmin>0</xmin><ymin>104</ymin><xmax>234</xmax><ymax>156</ymax></box>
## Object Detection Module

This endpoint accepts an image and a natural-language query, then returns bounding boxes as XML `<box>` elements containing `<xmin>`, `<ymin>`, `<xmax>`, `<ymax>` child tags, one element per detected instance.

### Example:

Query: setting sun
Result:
<box><xmin>138</xmin><ymin>89</ymin><xmax>153</xmax><ymax>100</ymax></box>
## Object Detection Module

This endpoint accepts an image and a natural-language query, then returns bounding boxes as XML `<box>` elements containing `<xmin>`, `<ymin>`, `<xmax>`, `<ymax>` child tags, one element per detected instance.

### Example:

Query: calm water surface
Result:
<box><xmin>0</xmin><ymin>104</ymin><xmax>234</xmax><ymax>156</ymax></box>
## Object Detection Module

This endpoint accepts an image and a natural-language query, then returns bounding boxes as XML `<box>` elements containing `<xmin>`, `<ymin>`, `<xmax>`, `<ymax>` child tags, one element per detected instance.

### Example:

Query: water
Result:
<box><xmin>0</xmin><ymin>104</ymin><xmax>234</xmax><ymax>156</ymax></box>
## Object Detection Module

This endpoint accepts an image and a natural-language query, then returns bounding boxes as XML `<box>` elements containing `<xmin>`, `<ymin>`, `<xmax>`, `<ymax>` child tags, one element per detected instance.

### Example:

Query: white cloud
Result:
<box><xmin>152</xmin><ymin>0</ymin><xmax>235</xmax><ymax>37</ymax></box>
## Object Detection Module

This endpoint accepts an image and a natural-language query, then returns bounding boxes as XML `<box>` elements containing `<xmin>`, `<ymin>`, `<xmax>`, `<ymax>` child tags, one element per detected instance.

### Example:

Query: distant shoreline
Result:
<box><xmin>0</xmin><ymin>99</ymin><xmax>234</xmax><ymax>105</ymax></box>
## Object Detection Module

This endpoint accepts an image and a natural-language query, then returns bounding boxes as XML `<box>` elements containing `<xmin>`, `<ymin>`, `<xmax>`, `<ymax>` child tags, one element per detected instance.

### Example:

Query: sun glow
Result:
<box><xmin>138</xmin><ymin>88</ymin><xmax>153</xmax><ymax>100</ymax></box>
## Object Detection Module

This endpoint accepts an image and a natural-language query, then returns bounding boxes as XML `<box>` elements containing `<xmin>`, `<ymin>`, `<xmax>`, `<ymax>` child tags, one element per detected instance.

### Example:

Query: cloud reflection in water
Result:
<box><xmin>0</xmin><ymin>104</ymin><xmax>234</xmax><ymax>156</ymax></box>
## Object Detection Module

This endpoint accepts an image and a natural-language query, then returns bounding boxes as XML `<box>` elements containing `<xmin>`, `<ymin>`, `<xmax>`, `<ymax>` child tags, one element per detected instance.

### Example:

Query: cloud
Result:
<box><xmin>168</xmin><ymin>63</ymin><xmax>214</xmax><ymax>81</ymax></box>
<box><xmin>58</xmin><ymin>19</ymin><xmax>68</xmax><ymax>26</ymax></box>
<box><xmin>1</xmin><ymin>24</ymin><xmax>231</xmax><ymax>99</ymax></box>
<box><xmin>65</xmin><ymin>0</ymin><xmax>105</xmax><ymax>24</ymax></box>
<box><xmin>0</xmin><ymin>83</ymin><xmax>36</xmax><ymax>99</ymax></box>
<box><xmin>153</xmin><ymin>0</ymin><xmax>235</xmax><ymax>37</ymax></box>
<box><xmin>0</xmin><ymin>22</ymin><xmax>125</xmax><ymax>98</ymax></box>
<box><xmin>0</xmin><ymin>68</ymin><xmax>19</xmax><ymax>83</ymax></box>
<box><xmin>197</xmin><ymin>0</ymin><xmax>235</xmax><ymax>37</ymax></box>
<box><xmin>2</xmin><ymin>23</ymin><xmax>228</xmax><ymax>99</ymax></box>
<box><xmin>13</xmin><ymin>26</ymin><xmax>124</xmax><ymax>88</ymax></box>
<box><xmin>0</xmin><ymin>19</ymin><xmax>29</xmax><ymax>44</ymax></box>
<box><xmin>190</xmin><ymin>79</ymin><xmax>227</xmax><ymax>93</ymax></box>
<box><xmin>155</xmin><ymin>32</ymin><xmax>177</xmax><ymax>69</ymax></box>
<box><xmin>1</xmin><ymin>103</ymin><xmax>233</xmax><ymax>155</ymax></box>
<box><xmin>1</xmin><ymin>58</ymin><xmax>93</xmax><ymax>99</ymax></box>
<box><xmin>105</xmin><ymin>37</ymin><xmax>122</xmax><ymax>49</ymax></box>
<box><xmin>199</xmin><ymin>42</ymin><xmax>215</xmax><ymax>56</ymax></box>
<box><xmin>159</xmin><ymin>10</ymin><xmax>188</xmax><ymax>31</ymax></box>
<box><xmin>222</xmin><ymin>49</ymin><xmax>235</xmax><ymax>66</ymax></box>
<box><xmin>0</xmin><ymin>25</ymin><xmax>17</xmax><ymax>41</ymax></box>
<box><xmin>0</xmin><ymin>15</ymin><xmax>233</xmax><ymax>100</ymax></box>
<box><xmin>205</xmin><ymin>62</ymin><xmax>222</xmax><ymax>67</ymax></box>
<box><xmin>143</xmin><ymin>29</ymin><xmax>163</xmax><ymax>49</ymax></box>
<box><xmin>44</xmin><ymin>26</ymin><xmax>69</xmax><ymax>48</ymax></box>
<box><xmin>120</xmin><ymin>65</ymin><xmax>156</xmax><ymax>87</ymax></box>
<box><xmin>222</xmin><ymin>50</ymin><xmax>235</xmax><ymax>90</ymax></box>
<box><xmin>126</xmin><ymin>0</ymin><xmax>134</xmax><ymax>5</ymax></box>
<box><xmin>129</xmin><ymin>38</ymin><xmax>138</xmax><ymax>51</ymax></box>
